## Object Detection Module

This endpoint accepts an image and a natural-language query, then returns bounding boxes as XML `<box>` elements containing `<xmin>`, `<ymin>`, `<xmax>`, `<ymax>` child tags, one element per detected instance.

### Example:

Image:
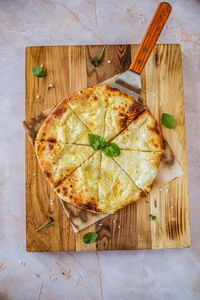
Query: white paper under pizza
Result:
<box><xmin>23</xmin><ymin>77</ymin><xmax>184</xmax><ymax>233</ymax></box>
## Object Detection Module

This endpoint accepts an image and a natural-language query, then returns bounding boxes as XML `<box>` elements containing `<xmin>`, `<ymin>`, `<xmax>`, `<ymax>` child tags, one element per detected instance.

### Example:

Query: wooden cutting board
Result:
<box><xmin>25</xmin><ymin>44</ymin><xmax>191</xmax><ymax>251</ymax></box>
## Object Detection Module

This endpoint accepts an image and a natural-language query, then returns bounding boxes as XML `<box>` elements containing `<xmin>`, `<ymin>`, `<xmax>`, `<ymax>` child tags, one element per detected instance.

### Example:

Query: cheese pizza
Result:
<box><xmin>35</xmin><ymin>85</ymin><xmax>163</xmax><ymax>214</ymax></box>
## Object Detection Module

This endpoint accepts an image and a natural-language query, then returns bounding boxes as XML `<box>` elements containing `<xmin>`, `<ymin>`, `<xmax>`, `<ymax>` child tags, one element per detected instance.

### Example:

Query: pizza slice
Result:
<box><xmin>113</xmin><ymin>150</ymin><xmax>162</xmax><ymax>193</ymax></box>
<box><xmin>104</xmin><ymin>87</ymin><xmax>146</xmax><ymax>141</ymax></box>
<box><xmin>67</xmin><ymin>85</ymin><xmax>108</xmax><ymax>136</ymax></box>
<box><xmin>35</xmin><ymin>140</ymin><xmax>94</xmax><ymax>188</ymax></box>
<box><xmin>36</xmin><ymin>98</ymin><xmax>91</xmax><ymax>145</ymax></box>
<box><xmin>55</xmin><ymin>152</ymin><xmax>101</xmax><ymax>213</ymax></box>
<box><xmin>98</xmin><ymin>155</ymin><xmax>145</xmax><ymax>213</ymax></box>
<box><xmin>112</xmin><ymin>110</ymin><xmax>163</xmax><ymax>151</ymax></box>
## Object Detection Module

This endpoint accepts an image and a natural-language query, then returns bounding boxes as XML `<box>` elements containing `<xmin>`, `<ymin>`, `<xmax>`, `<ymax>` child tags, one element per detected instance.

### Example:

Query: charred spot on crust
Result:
<box><xmin>57</xmin><ymin>188</ymin><xmax>60</xmax><ymax>193</ymax></box>
<box><xmin>44</xmin><ymin>171</ymin><xmax>51</xmax><ymax>178</ymax></box>
<box><xmin>47</xmin><ymin>138</ymin><xmax>57</xmax><ymax>143</ymax></box>
<box><xmin>53</xmin><ymin>106</ymin><xmax>66</xmax><ymax>116</ymax></box>
<box><xmin>148</xmin><ymin>124</ymin><xmax>160</xmax><ymax>135</ymax></box>
<box><xmin>119</xmin><ymin>104</ymin><xmax>146</xmax><ymax>129</ymax></box>
<box><xmin>93</xmin><ymin>95</ymin><xmax>98</xmax><ymax>100</ymax></box>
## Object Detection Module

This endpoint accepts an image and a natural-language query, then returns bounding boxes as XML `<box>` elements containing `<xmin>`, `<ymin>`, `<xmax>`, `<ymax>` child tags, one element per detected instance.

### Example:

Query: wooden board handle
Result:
<box><xmin>129</xmin><ymin>2</ymin><xmax>172</xmax><ymax>74</ymax></box>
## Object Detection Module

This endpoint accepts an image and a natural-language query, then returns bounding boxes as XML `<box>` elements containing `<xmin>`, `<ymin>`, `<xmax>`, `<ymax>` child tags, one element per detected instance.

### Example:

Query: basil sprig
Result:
<box><xmin>88</xmin><ymin>134</ymin><xmax>120</xmax><ymax>157</ymax></box>
<box><xmin>83</xmin><ymin>232</ymin><xmax>98</xmax><ymax>244</ymax></box>
<box><xmin>91</xmin><ymin>46</ymin><xmax>106</xmax><ymax>67</ymax></box>
<box><xmin>161</xmin><ymin>113</ymin><xmax>175</xmax><ymax>129</ymax></box>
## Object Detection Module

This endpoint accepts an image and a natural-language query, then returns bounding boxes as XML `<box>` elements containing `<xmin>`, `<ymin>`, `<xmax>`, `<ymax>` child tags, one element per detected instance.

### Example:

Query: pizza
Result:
<box><xmin>36</xmin><ymin>85</ymin><xmax>163</xmax><ymax>214</ymax></box>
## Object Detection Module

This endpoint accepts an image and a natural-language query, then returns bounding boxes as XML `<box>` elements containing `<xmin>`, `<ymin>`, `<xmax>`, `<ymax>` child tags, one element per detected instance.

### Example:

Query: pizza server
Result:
<box><xmin>112</xmin><ymin>2</ymin><xmax>172</xmax><ymax>100</ymax></box>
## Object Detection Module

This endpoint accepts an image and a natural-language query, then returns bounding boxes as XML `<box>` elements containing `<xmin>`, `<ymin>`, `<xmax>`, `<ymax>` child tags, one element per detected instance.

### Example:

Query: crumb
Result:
<box><xmin>113</xmin><ymin>220</ymin><xmax>116</xmax><ymax>223</ymax></box>
<box><xmin>160</xmin><ymin>188</ymin><xmax>162</xmax><ymax>192</ymax></box>
<box><xmin>118</xmin><ymin>225</ymin><xmax>121</xmax><ymax>229</ymax></box>
<box><xmin>35</xmin><ymin>94</ymin><xmax>40</xmax><ymax>99</ymax></box>
<box><xmin>48</xmin><ymin>83</ymin><xmax>55</xmax><ymax>90</ymax></box>
<box><xmin>40</xmin><ymin>64</ymin><xmax>44</xmax><ymax>68</ymax></box>
<box><xmin>98</xmin><ymin>223</ymin><xmax>103</xmax><ymax>226</ymax></box>
<box><xmin>165</xmin><ymin>189</ymin><xmax>169</xmax><ymax>193</ymax></box>
<box><xmin>107</xmin><ymin>60</ymin><xmax>112</xmax><ymax>64</ymax></box>
<box><xmin>32</xmin><ymin>173</ymin><xmax>36</xmax><ymax>176</ymax></box>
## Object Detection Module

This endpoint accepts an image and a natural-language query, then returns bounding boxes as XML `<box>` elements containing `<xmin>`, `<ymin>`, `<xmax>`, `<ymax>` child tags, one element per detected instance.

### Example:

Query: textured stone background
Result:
<box><xmin>0</xmin><ymin>0</ymin><xmax>200</xmax><ymax>299</ymax></box>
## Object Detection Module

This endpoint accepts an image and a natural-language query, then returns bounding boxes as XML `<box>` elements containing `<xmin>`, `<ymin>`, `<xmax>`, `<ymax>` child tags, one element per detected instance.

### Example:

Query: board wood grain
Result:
<box><xmin>25</xmin><ymin>44</ymin><xmax>191</xmax><ymax>251</ymax></box>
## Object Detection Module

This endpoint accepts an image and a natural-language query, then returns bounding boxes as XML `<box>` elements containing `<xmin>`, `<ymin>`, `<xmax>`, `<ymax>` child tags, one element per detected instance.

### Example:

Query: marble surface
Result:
<box><xmin>0</xmin><ymin>0</ymin><xmax>200</xmax><ymax>299</ymax></box>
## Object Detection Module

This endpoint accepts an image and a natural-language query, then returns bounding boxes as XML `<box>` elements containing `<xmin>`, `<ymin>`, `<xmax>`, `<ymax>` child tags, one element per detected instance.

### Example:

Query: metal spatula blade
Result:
<box><xmin>111</xmin><ymin>2</ymin><xmax>172</xmax><ymax>100</ymax></box>
<box><xmin>112</xmin><ymin>70</ymin><xmax>141</xmax><ymax>100</ymax></box>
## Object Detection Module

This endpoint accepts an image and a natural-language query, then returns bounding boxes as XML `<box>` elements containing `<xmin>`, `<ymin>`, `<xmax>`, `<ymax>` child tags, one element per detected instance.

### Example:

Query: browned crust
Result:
<box><xmin>35</xmin><ymin>140</ymin><xmax>59</xmax><ymax>188</ymax></box>
<box><xmin>142</xmin><ymin>151</ymin><xmax>163</xmax><ymax>194</ymax></box>
<box><xmin>55</xmin><ymin>173</ymin><xmax>102</xmax><ymax>214</ymax></box>
<box><xmin>35</xmin><ymin>98</ymin><xmax>69</xmax><ymax>142</ymax></box>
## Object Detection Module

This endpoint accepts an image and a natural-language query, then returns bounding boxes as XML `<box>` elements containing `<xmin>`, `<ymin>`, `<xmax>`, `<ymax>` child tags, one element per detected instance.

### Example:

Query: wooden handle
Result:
<box><xmin>129</xmin><ymin>2</ymin><xmax>172</xmax><ymax>74</ymax></box>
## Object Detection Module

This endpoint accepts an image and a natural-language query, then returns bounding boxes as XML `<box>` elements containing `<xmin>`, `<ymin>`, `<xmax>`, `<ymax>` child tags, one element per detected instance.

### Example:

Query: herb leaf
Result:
<box><xmin>91</xmin><ymin>46</ymin><xmax>106</xmax><ymax>67</ymax></box>
<box><xmin>36</xmin><ymin>217</ymin><xmax>54</xmax><ymax>232</ymax></box>
<box><xmin>102</xmin><ymin>143</ymin><xmax>120</xmax><ymax>157</ymax></box>
<box><xmin>88</xmin><ymin>134</ymin><xmax>106</xmax><ymax>150</ymax></box>
<box><xmin>32</xmin><ymin>66</ymin><xmax>47</xmax><ymax>78</ymax></box>
<box><xmin>83</xmin><ymin>232</ymin><xmax>98</xmax><ymax>244</ymax></box>
<box><xmin>149</xmin><ymin>214</ymin><xmax>156</xmax><ymax>221</ymax></box>
<box><xmin>161</xmin><ymin>113</ymin><xmax>175</xmax><ymax>129</ymax></box>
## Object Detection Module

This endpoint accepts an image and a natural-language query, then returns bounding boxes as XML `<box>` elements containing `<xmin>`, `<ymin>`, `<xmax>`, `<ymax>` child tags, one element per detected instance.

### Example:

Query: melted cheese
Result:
<box><xmin>36</xmin><ymin>142</ymin><xmax>94</xmax><ymax>187</ymax></box>
<box><xmin>104</xmin><ymin>94</ymin><xmax>130</xmax><ymax>141</ymax></box>
<box><xmin>112</xmin><ymin>111</ymin><xmax>162</xmax><ymax>151</ymax></box>
<box><xmin>56</xmin><ymin>152</ymin><xmax>100</xmax><ymax>207</ymax></box>
<box><xmin>114</xmin><ymin>150</ymin><xmax>162</xmax><ymax>192</ymax></box>
<box><xmin>36</xmin><ymin>106</ymin><xmax>91</xmax><ymax>144</ymax></box>
<box><xmin>98</xmin><ymin>155</ymin><xmax>143</xmax><ymax>213</ymax></box>
<box><xmin>68</xmin><ymin>86</ymin><xmax>108</xmax><ymax>136</ymax></box>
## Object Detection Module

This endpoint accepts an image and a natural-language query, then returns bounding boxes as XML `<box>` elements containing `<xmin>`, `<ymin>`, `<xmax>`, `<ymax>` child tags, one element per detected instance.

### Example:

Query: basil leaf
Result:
<box><xmin>161</xmin><ymin>113</ymin><xmax>175</xmax><ymax>129</ymax></box>
<box><xmin>103</xmin><ymin>143</ymin><xmax>120</xmax><ymax>157</ymax></box>
<box><xmin>88</xmin><ymin>134</ymin><xmax>106</xmax><ymax>150</ymax></box>
<box><xmin>83</xmin><ymin>232</ymin><xmax>98</xmax><ymax>244</ymax></box>
<box><xmin>32</xmin><ymin>66</ymin><xmax>47</xmax><ymax>78</ymax></box>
